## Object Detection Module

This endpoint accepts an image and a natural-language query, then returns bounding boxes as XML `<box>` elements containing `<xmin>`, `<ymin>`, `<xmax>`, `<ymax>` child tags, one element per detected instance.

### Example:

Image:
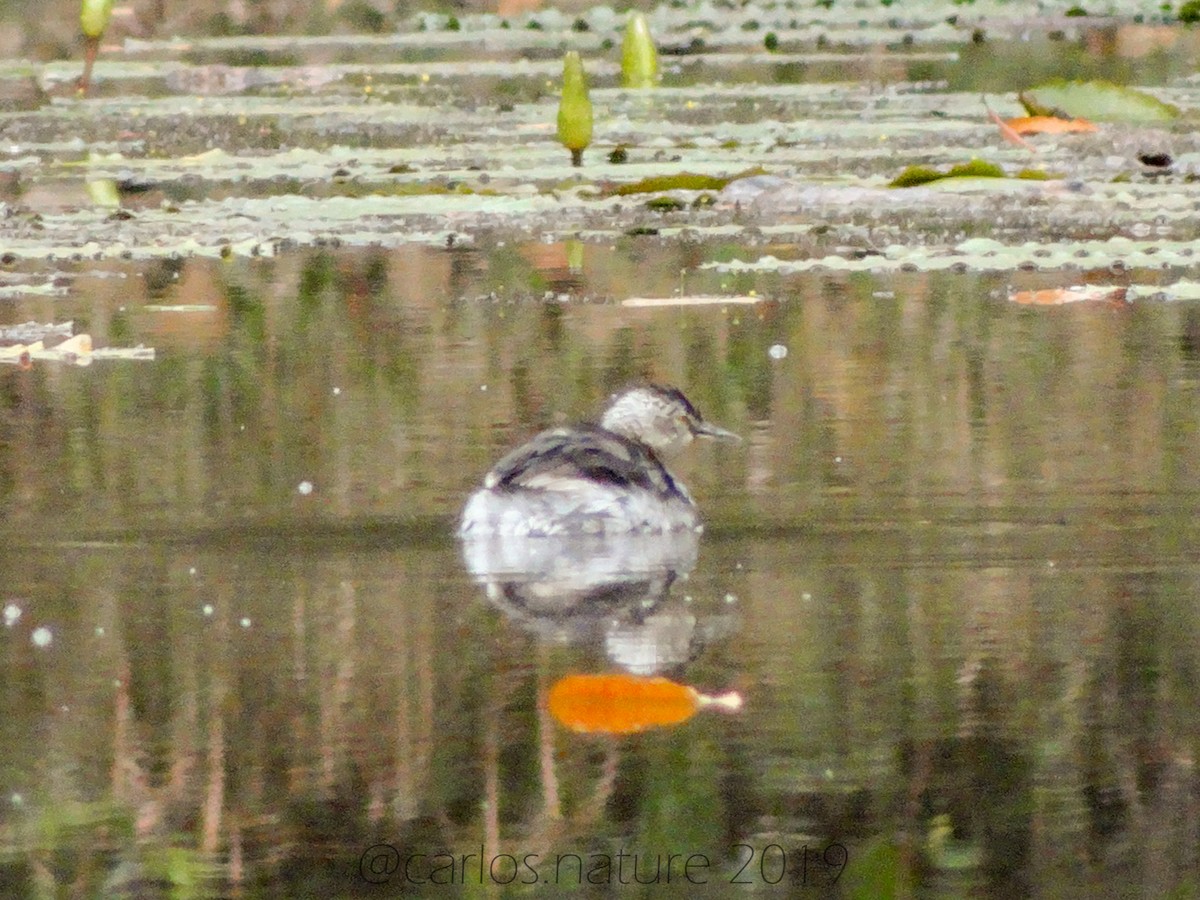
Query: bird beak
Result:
<box><xmin>693</xmin><ymin>420</ymin><xmax>741</xmax><ymax>442</ymax></box>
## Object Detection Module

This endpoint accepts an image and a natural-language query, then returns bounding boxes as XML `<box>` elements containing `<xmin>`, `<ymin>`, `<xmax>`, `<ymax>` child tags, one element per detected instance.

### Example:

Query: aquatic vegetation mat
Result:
<box><xmin>1</xmin><ymin>0</ymin><xmax>1200</xmax><ymax>289</ymax></box>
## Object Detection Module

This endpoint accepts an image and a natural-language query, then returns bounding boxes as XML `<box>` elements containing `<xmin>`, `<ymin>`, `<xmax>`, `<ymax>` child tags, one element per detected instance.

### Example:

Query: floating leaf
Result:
<box><xmin>1005</xmin><ymin>115</ymin><xmax>1098</xmax><ymax>135</ymax></box>
<box><xmin>1019</xmin><ymin>80</ymin><xmax>1179</xmax><ymax>123</ymax></box>
<box><xmin>621</xmin><ymin>12</ymin><xmax>660</xmax><ymax>89</ymax></box>
<box><xmin>556</xmin><ymin>51</ymin><xmax>593</xmax><ymax>167</ymax></box>
<box><xmin>1008</xmin><ymin>285</ymin><xmax>1128</xmax><ymax>305</ymax></box>
<box><xmin>548</xmin><ymin>673</ymin><xmax>741</xmax><ymax>735</ymax></box>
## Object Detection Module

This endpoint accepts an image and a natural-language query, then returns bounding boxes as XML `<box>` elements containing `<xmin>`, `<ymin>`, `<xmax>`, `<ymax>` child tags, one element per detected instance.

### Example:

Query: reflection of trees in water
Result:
<box><xmin>4</xmin><ymin>246</ymin><xmax>1200</xmax><ymax>894</ymax></box>
<box><xmin>2</xmin><ymin>543</ymin><xmax>1199</xmax><ymax>895</ymax></box>
<box><xmin>8</xmin><ymin>249</ymin><xmax>1200</xmax><ymax>539</ymax></box>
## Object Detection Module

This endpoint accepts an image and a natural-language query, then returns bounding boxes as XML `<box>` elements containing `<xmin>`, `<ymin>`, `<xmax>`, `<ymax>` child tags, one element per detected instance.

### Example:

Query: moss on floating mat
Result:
<box><xmin>888</xmin><ymin>165</ymin><xmax>944</xmax><ymax>188</ymax></box>
<box><xmin>610</xmin><ymin>168</ymin><xmax>765</xmax><ymax>196</ymax></box>
<box><xmin>890</xmin><ymin>159</ymin><xmax>1008</xmax><ymax>188</ymax></box>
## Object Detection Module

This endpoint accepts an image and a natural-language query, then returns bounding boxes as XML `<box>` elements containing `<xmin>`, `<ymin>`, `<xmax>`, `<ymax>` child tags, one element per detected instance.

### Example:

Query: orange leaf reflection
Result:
<box><xmin>1008</xmin><ymin>285</ymin><xmax>1128</xmax><ymax>306</ymax></box>
<box><xmin>548</xmin><ymin>673</ymin><xmax>741</xmax><ymax>735</ymax></box>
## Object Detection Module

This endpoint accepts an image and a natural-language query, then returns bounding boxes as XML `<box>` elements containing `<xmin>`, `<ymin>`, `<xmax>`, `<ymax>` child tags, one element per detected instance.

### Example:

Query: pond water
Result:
<box><xmin>4</xmin><ymin>248</ymin><xmax>1200</xmax><ymax>897</ymax></box>
<box><xmin>5</xmin><ymin>1</ymin><xmax>1200</xmax><ymax>897</ymax></box>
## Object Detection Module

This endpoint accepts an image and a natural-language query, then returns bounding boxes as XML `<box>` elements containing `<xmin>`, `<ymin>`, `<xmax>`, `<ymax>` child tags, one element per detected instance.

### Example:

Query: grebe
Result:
<box><xmin>459</xmin><ymin>385</ymin><xmax>739</xmax><ymax>537</ymax></box>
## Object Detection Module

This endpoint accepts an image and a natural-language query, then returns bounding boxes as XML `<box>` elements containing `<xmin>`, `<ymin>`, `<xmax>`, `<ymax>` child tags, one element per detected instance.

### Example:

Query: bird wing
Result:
<box><xmin>484</xmin><ymin>425</ymin><xmax>682</xmax><ymax>498</ymax></box>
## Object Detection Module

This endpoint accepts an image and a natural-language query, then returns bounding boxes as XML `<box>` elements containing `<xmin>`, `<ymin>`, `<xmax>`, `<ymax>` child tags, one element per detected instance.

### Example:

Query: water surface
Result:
<box><xmin>4</xmin><ymin>247</ymin><xmax>1200</xmax><ymax>897</ymax></box>
<box><xmin>4</xmin><ymin>1</ymin><xmax>1200</xmax><ymax>895</ymax></box>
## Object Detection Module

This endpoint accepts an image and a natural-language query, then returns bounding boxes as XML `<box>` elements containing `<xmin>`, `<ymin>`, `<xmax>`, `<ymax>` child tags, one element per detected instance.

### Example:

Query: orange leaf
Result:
<box><xmin>548</xmin><ymin>674</ymin><xmax>741</xmax><ymax>735</ymax></box>
<box><xmin>1008</xmin><ymin>285</ymin><xmax>1127</xmax><ymax>306</ymax></box>
<box><xmin>1004</xmin><ymin>116</ymin><xmax>1098</xmax><ymax>135</ymax></box>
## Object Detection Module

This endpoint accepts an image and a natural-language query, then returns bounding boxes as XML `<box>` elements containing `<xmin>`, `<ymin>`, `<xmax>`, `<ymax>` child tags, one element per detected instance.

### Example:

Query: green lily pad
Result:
<box><xmin>1019</xmin><ymin>79</ymin><xmax>1179</xmax><ymax>123</ymax></box>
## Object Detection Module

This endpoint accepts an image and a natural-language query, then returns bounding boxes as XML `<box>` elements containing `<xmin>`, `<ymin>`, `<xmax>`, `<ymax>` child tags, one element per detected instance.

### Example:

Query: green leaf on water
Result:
<box><xmin>1019</xmin><ymin>79</ymin><xmax>1179</xmax><ymax>123</ymax></box>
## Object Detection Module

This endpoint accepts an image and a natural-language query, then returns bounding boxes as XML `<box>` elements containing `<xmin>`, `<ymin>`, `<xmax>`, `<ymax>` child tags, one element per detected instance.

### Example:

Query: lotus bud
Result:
<box><xmin>557</xmin><ymin>51</ymin><xmax>593</xmax><ymax>167</ymax></box>
<box><xmin>621</xmin><ymin>12</ymin><xmax>659</xmax><ymax>89</ymax></box>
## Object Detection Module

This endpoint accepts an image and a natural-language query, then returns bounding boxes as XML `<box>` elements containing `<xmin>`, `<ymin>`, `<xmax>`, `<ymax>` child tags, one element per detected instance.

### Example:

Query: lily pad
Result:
<box><xmin>1019</xmin><ymin>80</ymin><xmax>1180</xmax><ymax>124</ymax></box>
